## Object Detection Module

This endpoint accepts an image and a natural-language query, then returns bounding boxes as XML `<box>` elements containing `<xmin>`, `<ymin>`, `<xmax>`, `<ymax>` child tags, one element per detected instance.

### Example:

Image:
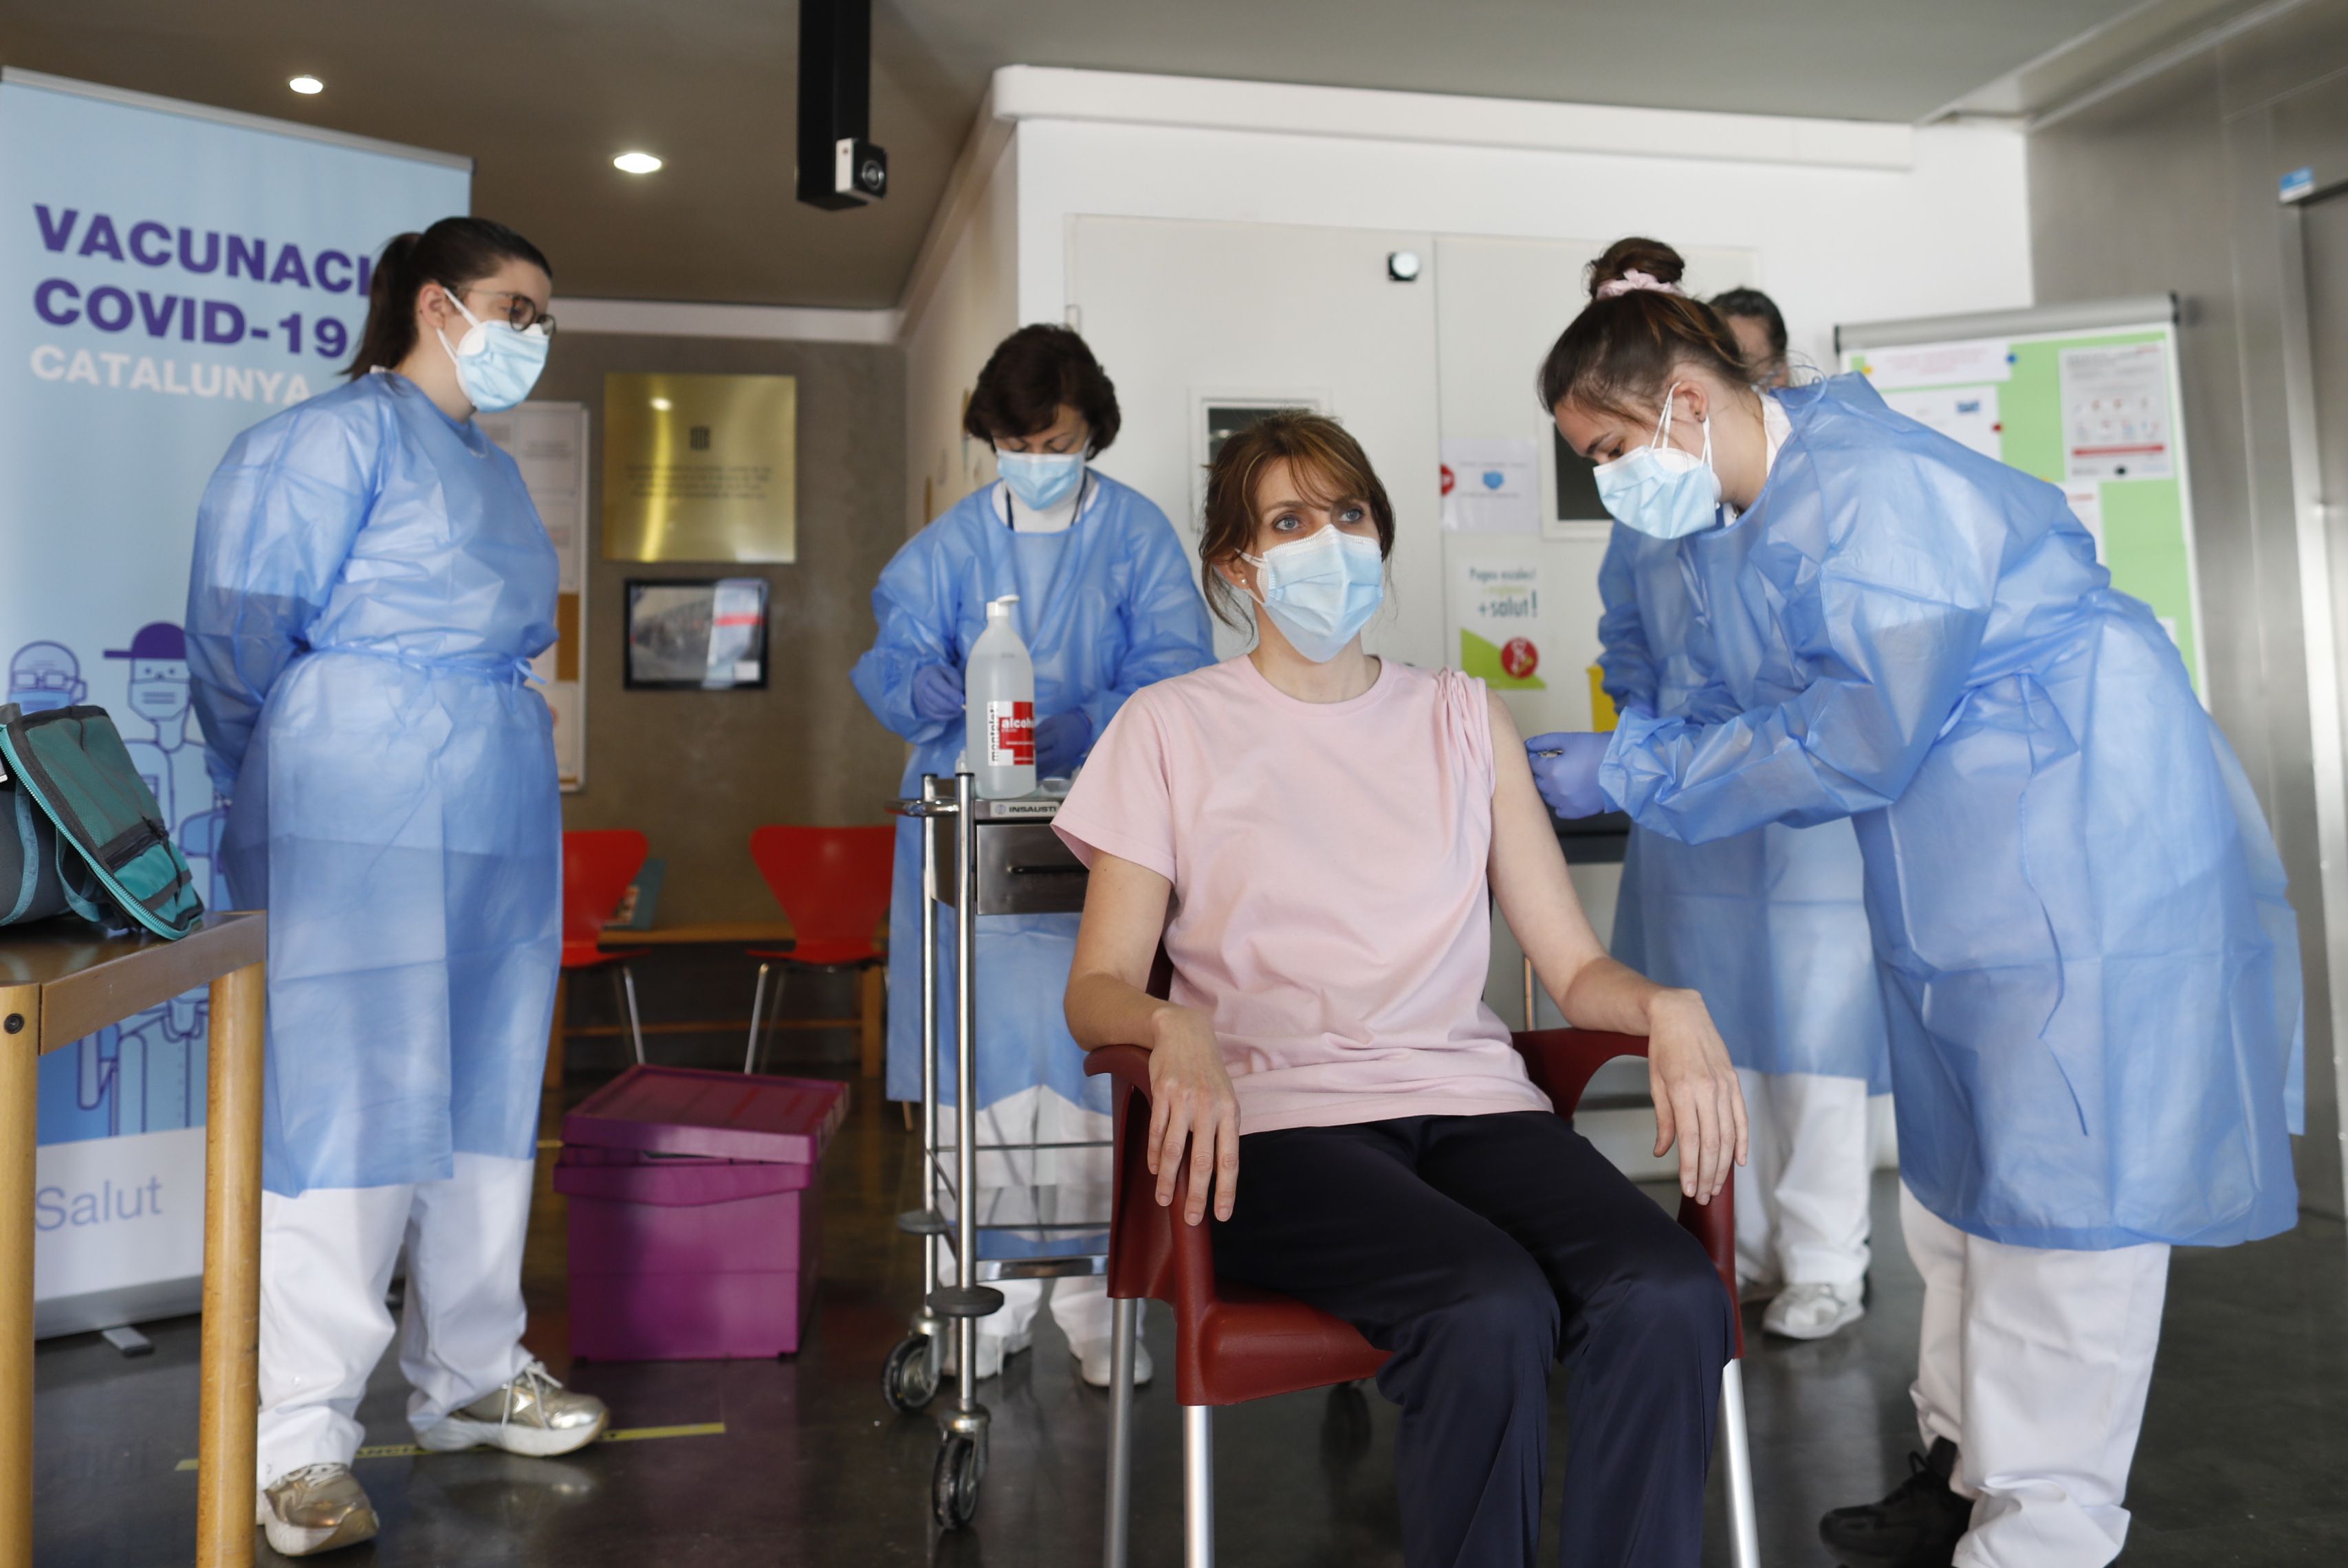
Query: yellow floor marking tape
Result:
<box><xmin>177</xmin><ymin>1421</ymin><xmax>724</xmax><ymax>1471</ymax></box>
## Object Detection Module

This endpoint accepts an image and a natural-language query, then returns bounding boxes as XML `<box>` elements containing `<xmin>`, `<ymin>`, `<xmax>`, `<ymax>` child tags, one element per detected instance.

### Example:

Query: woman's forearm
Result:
<box><xmin>1065</xmin><ymin>968</ymin><xmax>1181</xmax><ymax>1052</ymax></box>
<box><xmin>1555</xmin><ymin>955</ymin><xmax>1694</xmax><ymax>1037</ymax></box>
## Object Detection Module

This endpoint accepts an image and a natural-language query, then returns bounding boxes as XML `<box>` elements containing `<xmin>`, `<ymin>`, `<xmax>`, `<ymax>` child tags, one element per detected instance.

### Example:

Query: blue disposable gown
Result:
<box><xmin>852</xmin><ymin>474</ymin><xmax>1214</xmax><ymax>1108</ymax></box>
<box><xmin>187</xmin><ymin>372</ymin><xmax>561</xmax><ymax>1197</ymax></box>
<box><xmin>1599</xmin><ymin>524</ymin><xmax>1890</xmax><ymax>1090</ymax></box>
<box><xmin>1601</xmin><ymin>375</ymin><xmax>2302</xmax><ymax>1250</ymax></box>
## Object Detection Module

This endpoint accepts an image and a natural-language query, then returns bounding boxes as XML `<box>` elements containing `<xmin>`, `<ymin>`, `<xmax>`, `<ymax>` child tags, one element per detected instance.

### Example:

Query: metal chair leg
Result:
<box><xmin>1103</xmin><ymin>1298</ymin><xmax>1137</xmax><ymax>1568</ymax></box>
<box><xmin>1722</xmin><ymin>1358</ymin><xmax>1760</xmax><ymax>1568</ymax></box>
<box><xmin>1183</xmin><ymin>1404</ymin><xmax>1214</xmax><ymax>1568</ymax></box>
<box><xmin>745</xmin><ymin>962</ymin><xmax>771</xmax><ymax>1074</ymax></box>
<box><xmin>619</xmin><ymin>964</ymin><xmax>646</xmax><ymax>1066</ymax></box>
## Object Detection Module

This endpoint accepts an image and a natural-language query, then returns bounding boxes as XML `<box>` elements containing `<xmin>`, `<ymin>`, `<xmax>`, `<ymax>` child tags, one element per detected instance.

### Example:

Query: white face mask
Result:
<box><xmin>1242</xmin><ymin>527</ymin><xmax>1385</xmax><ymax>662</ymax></box>
<box><xmin>1593</xmin><ymin>384</ymin><xmax>1724</xmax><ymax>540</ymax></box>
<box><xmin>436</xmin><ymin>289</ymin><xmax>551</xmax><ymax>413</ymax></box>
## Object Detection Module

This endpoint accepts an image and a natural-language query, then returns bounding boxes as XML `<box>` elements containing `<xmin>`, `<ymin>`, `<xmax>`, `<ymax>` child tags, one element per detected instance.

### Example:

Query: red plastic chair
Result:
<box><xmin>562</xmin><ymin>830</ymin><xmax>651</xmax><ymax>1065</ymax></box>
<box><xmin>744</xmin><ymin>825</ymin><xmax>896</xmax><ymax>1075</ymax></box>
<box><xmin>1084</xmin><ymin>1028</ymin><xmax>1759</xmax><ymax>1568</ymax></box>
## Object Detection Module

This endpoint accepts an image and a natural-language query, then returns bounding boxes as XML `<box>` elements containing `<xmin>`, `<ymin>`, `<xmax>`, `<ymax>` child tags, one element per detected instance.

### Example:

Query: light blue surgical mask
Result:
<box><xmin>438</xmin><ymin>291</ymin><xmax>551</xmax><ymax>414</ymax></box>
<box><xmin>996</xmin><ymin>448</ymin><xmax>1086</xmax><ymax>512</ymax></box>
<box><xmin>1244</xmin><ymin>527</ymin><xmax>1385</xmax><ymax>663</ymax></box>
<box><xmin>1594</xmin><ymin>386</ymin><xmax>1723</xmax><ymax>540</ymax></box>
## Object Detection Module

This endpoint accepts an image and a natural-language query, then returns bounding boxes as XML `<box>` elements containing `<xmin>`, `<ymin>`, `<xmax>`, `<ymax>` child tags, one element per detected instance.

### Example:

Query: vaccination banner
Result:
<box><xmin>0</xmin><ymin>71</ymin><xmax>469</xmax><ymax>1334</ymax></box>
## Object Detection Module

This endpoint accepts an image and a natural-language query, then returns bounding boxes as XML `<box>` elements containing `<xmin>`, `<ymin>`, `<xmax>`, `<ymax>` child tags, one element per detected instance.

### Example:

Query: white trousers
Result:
<box><xmin>943</xmin><ymin>1085</ymin><xmax>1118</xmax><ymax>1353</ymax></box>
<box><xmin>256</xmin><ymin>1153</ymin><xmax>537</xmax><ymax>1486</ymax></box>
<box><xmin>1900</xmin><ymin>1183</ymin><xmax>2170</xmax><ymax>1568</ymax></box>
<box><xmin>1733</xmin><ymin>1070</ymin><xmax>1874</xmax><ymax>1288</ymax></box>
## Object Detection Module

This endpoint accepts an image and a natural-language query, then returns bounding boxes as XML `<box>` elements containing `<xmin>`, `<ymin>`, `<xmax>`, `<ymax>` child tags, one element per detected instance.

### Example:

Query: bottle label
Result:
<box><xmin>986</xmin><ymin>700</ymin><xmax>1034</xmax><ymax>767</ymax></box>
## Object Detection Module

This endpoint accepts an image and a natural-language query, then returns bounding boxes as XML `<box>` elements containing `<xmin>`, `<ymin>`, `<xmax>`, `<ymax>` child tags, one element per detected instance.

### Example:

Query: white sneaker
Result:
<box><xmin>413</xmin><ymin>1360</ymin><xmax>609</xmax><ymax>1457</ymax></box>
<box><xmin>1762</xmin><ymin>1280</ymin><xmax>1865</xmax><ymax>1340</ymax></box>
<box><xmin>1072</xmin><ymin>1335</ymin><xmax>1154</xmax><ymax>1389</ymax></box>
<box><xmin>256</xmin><ymin>1463</ymin><xmax>379</xmax><ymax>1556</ymax></box>
<box><xmin>941</xmin><ymin>1325</ymin><xmax>1032</xmax><ymax>1382</ymax></box>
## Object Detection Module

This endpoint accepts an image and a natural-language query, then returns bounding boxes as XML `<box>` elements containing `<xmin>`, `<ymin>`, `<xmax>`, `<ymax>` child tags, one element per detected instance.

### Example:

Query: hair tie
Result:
<box><xmin>1595</xmin><ymin>269</ymin><xmax>1683</xmax><ymax>301</ymax></box>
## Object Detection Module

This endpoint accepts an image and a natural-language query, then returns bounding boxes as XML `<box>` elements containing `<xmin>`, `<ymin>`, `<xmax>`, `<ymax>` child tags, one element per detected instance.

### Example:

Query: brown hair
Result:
<box><xmin>1198</xmin><ymin>411</ymin><xmax>1394</xmax><ymax>630</ymax></box>
<box><xmin>1534</xmin><ymin>237</ymin><xmax>1754</xmax><ymax>421</ymax></box>
<box><xmin>963</xmin><ymin>324</ymin><xmax>1121</xmax><ymax>454</ymax></box>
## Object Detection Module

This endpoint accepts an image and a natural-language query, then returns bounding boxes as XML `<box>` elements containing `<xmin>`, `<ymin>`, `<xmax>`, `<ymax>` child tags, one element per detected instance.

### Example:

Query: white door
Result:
<box><xmin>1070</xmin><ymin>216</ymin><xmax>1445</xmax><ymax>669</ymax></box>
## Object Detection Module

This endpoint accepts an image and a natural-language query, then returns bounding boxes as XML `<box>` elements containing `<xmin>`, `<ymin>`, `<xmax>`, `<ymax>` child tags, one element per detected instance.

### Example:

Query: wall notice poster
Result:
<box><xmin>0</xmin><ymin>71</ymin><xmax>469</xmax><ymax>1334</ymax></box>
<box><xmin>1846</xmin><ymin>316</ymin><xmax>2202</xmax><ymax>694</ymax></box>
<box><xmin>1450</xmin><ymin>547</ymin><xmax>1546</xmax><ymax>690</ymax></box>
<box><xmin>2059</xmin><ymin>342</ymin><xmax>2174</xmax><ymax>481</ymax></box>
<box><xmin>1440</xmin><ymin>437</ymin><xmax>1541</xmax><ymax>534</ymax></box>
<box><xmin>479</xmin><ymin>401</ymin><xmax>588</xmax><ymax>790</ymax></box>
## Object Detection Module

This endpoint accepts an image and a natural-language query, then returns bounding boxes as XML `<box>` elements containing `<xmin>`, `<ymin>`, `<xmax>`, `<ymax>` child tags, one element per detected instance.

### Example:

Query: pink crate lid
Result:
<box><xmin>562</xmin><ymin>1065</ymin><xmax>848</xmax><ymax>1165</ymax></box>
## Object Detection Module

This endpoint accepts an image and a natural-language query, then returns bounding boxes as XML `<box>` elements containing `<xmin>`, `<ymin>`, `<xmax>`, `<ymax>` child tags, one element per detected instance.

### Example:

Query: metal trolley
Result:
<box><xmin>881</xmin><ymin>771</ymin><xmax>1109</xmax><ymax>1530</ymax></box>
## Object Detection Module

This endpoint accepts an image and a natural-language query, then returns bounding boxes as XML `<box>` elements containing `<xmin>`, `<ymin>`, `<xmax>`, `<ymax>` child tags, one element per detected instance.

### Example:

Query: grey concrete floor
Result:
<box><xmin>30</xmin><ymin>1076</ymin><xmax>2348</xmax><ymax>1565</ymax></box>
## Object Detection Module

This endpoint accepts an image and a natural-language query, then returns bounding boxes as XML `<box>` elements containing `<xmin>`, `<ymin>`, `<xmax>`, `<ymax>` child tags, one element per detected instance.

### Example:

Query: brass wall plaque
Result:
<box><xmin>602</xmin><ymin>372</ymin><xmax>796</xmax><ymax>562</ymax></box>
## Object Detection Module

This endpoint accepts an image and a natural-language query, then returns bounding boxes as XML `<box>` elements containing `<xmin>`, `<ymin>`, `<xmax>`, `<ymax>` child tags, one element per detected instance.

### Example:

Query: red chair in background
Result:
<box><xmin>744</xmin><ymin>825</ymin><xmax>896</xmax><ymax>1076</ymax></box>
<box><xmin>561</xmin><ymin>830</ymin><xmax>650</xmax><ymax>1068</ymax></box>
<box><xmin>1078</xmin><ymin>1028</ymin><xmax>1759</xmax><ymax>1568</ymax></box>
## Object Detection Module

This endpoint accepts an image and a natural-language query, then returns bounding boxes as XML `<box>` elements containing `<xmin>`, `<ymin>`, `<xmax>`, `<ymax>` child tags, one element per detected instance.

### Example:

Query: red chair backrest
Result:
<box><xmin>562</xmin><ymin>830</ymin><xmax>650</xmax><ymax>945</ymax></box>
<box><xmin>748</xmin><ymin>824</ymin><xmax>896</xmax><ymax>949</ymax></box>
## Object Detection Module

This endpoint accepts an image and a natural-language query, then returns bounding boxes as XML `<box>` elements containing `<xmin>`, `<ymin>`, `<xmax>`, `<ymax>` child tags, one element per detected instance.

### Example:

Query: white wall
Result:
<box><xmin>899</xmin><ymin>131</ymin><xmax>1020</xmax><ymax>535</ymax></box>
<box><xmin>1014</xmin><ymin>113</ymin><xmax>2032</xmax><ymax>376</ymax></box>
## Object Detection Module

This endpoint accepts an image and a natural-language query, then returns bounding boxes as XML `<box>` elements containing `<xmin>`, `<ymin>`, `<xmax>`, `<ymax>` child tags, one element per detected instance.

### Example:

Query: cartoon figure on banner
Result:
<box><xmin>100</xmin><ymin>622</ymin><xmax>212</xmax><ymax>1137</ymax></box>
<box><xmin>8</xmin><ymin>640</ymin><xmax>85</xmax><ymax>714</ymax></box>
<box><xmin>106</xmin><ymin>623</ymin><xmax>217</xmax><ymax>835</ymax></box>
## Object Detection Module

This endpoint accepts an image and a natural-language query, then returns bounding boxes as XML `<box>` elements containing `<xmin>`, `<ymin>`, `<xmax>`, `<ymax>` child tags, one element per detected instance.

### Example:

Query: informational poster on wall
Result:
<box><xmin>479</xmin><ymin>400</ymin><xmax>588</xmax><ymax>790</ymax></box>
<box><xmin>1843</xmin><ymin>310</ymin><xmax>2203</xmax><ymax>693</ymax></box>
<box><xmin>0</xmin><ymin>69</ymin><xmax>469</xmax><ymax>1334</ymax></box>
<box><xmin>1445</xmin><ymin>533</ymin><xmax>1610</xmax><ymax>740</ymax></box>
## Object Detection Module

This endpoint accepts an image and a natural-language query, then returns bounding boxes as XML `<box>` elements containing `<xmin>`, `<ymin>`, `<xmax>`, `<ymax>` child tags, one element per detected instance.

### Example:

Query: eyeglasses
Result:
<box><xmin>449</xmin><ymin>285</ymin><xmax>556</xmax><ymax>335</ymax></box>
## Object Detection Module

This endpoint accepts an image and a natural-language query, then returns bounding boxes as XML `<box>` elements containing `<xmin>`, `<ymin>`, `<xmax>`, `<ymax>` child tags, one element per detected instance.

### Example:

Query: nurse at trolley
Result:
<box><xmin>1528</xmin><ymin>237</ymin><xmax>2302</xmax><ymax>1568</ymax></box>
<box><xmin>851</xmin><ymin>324</ymin><xmax>1214</xmax><ymax>1387</ymax></box>
<box><xmin>188</xmin><ymin>217</ymin><xmax>606</xmax><ymax>1558</ymax></box>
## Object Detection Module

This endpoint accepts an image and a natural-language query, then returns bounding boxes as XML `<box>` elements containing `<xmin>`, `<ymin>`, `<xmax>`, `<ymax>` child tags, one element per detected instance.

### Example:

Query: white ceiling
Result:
<box><xmin>0</xmin><ymin>1</ymin><xmax>2186</xmax><ymax>307</ymax></box>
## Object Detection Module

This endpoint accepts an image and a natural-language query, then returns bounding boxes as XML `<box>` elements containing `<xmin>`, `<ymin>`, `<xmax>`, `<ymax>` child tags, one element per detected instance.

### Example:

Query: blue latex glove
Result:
<box><xmin>911</xmin><ymin>663</ymin><xmax>965</xmax><ymax>725</ymax></box>
<box><xmin>1524</xmin><ymin>731</ymin><xmax>1614</xmax><ymax>819</ymax></box>
<box><xmin>1035</xmin><ymin>709</ymin><xmax>1095</xmax><ymax>777</ymax></box>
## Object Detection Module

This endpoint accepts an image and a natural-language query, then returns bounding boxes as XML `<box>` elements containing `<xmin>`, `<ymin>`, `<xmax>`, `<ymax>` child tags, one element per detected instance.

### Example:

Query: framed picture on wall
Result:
<box><xmin>624</xmin><ymin>577</ymin><xmax>770</xmax><ymax>690</ymax></box>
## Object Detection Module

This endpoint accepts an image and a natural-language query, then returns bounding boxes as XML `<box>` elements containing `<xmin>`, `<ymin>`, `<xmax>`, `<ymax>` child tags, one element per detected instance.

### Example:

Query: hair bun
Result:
<box><xmin>1587</xmin><ymin>237</ymin><xmax>1687</xmax><ymax>301</ymax></box>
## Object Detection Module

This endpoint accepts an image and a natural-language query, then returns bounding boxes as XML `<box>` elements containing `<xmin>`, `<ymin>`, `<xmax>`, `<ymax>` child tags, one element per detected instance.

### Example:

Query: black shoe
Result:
<box><xmin>1819</xmin><ymin>1437</ymin><xmax>1972</xmax><ymax>1568</ymax></box>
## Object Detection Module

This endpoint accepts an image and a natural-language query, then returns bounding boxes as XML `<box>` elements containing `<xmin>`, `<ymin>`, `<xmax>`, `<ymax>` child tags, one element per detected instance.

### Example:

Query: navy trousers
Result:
<box><xmin>1210</xmin><ymin>1111</ymin><xmax>1729</xmax><ymax>1568</ymax></box>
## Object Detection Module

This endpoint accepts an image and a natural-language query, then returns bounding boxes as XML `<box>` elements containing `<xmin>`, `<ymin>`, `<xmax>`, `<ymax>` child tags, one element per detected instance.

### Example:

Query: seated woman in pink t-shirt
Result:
<box><xmin>1053</xmin><ymin>412</ymin><xmax>1748</xmax><ymax>1568</ymax></box>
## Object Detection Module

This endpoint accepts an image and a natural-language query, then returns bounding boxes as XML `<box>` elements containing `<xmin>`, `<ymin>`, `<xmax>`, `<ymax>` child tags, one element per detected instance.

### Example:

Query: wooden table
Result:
<box><xmin>0</xmin><ymin>912</ymin><xmax>266</xmax><ymax>1568</ymax></box>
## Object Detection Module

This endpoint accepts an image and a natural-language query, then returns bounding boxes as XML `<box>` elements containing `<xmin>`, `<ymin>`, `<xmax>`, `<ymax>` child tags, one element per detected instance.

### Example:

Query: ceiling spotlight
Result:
<box><xmin>1387</xmin><ymin>250</ymin><xmax>1423</xmax><ymax>283</ymax></box>
<box><xmin>650</xmin><ymin>397</ymin><xmax>673</xmax><ymax>411</ymax></box>
<box><xmin>288</xmin><ymin>75</ymin><xmax>324</xmax><ymax>96</ymax></box>
<box><xmin>613</xmin><ymin>151</ymin><xmax>663</xmax><ymax>175</ymax></box>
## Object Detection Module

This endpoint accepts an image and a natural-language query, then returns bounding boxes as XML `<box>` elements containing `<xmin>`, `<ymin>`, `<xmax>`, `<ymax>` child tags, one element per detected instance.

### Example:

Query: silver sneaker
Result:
<box><xmin>256</xmin><ymin>1463</ymin><xmax>379</xmax><ymax>1556</ymax></box>
<box><xmin>413</xmin><ymin>1360</ymin><xmax>610</xmax><ymax>1457</ymax></box>
<box><xmin>1763</xmin><ymin>1279</ymin><xmax>1866</xmax><ymax>1340</ymax></box>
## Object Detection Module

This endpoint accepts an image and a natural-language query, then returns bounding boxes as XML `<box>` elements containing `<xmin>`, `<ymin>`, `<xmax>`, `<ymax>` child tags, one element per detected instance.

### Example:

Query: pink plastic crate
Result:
<box><xmin>556</xmin><ymin>1065</ymin><xmax>848</xmax><ymax>1360</ymax></box>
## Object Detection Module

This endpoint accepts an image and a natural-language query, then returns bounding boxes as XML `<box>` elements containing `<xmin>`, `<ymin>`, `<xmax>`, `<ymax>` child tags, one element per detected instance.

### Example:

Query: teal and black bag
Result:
<box><xmin>0</xmin><ymin>703</ymin><xmax>205</xmax><ymax>938</ymax></box>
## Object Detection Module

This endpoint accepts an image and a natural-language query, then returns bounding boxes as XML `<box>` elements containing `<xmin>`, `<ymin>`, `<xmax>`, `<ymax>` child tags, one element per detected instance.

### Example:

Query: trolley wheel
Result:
<box><xmin>883</xmin><ymin>1333</ymin><xmax>941</xmax><ymax>1415</ymax></box>
<box><xmin>933</xmin><ymin>1433</ymin><xmax>982</xmax><ymax>1530</ymax></box>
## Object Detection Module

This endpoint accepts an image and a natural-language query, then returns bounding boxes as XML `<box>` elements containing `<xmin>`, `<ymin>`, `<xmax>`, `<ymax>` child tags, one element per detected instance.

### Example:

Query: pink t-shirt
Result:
<box><xmin>1053</xmin><ymin>656</ymin><xmax>1552</xmax><ymax>1135</ymax></box>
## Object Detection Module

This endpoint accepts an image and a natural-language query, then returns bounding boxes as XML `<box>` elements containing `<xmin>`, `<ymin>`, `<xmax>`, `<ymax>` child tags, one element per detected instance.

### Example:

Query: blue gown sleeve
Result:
<box><xmin>184</xmin><ymin>402</ymin><xmax>380</xmax><ymax>799</ymax></box>
<box><xmin>1601</xmin><ymin>461</ymin><xmax>2001</xmax><ymax>844</ymax></box>
<box><xmin>1075</xmin><ymin>506</ymin><xmax>1215</xmax><ymax>741</ymax></box>
<box><xmin>851</xmin><ymin>529</ymin><xmax>965</xmax><ymax>749</ymax></box>
<box><xmin>1595</xmin><ymin>527</ymin><xmax>1658</xmax><ymax>715</ymax></box>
